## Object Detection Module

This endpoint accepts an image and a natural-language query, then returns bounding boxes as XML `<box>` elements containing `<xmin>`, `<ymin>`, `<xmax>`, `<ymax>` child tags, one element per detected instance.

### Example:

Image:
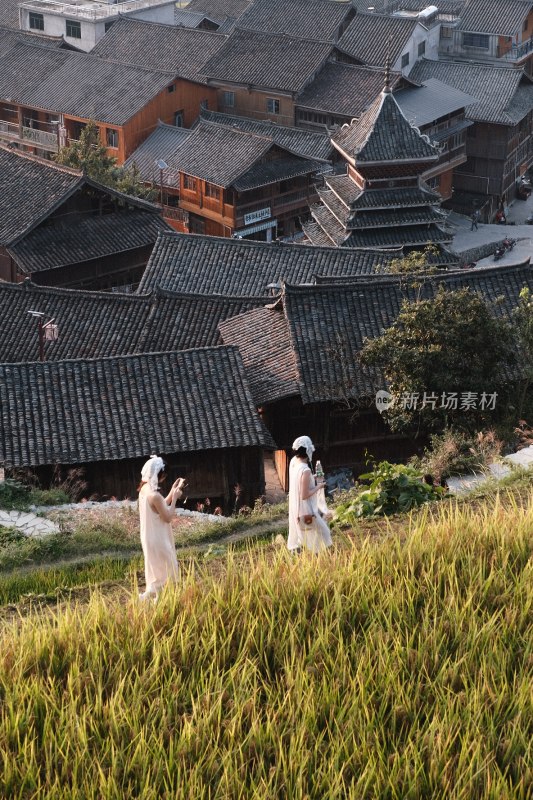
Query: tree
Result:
<box><xmin>360</xmin><ymin>286</ymin><xmax>514</xmax><ymax>433</ymax></box>
<box><xmin>512</xmin><ymin>286</ymin><xmax>533</xmax><ymax>420</ymax></box>
<box><xmin>55</xmin><ymin>121</ymin><xmax>155</xmax><ymax>200</ymax></box>
<box><xmin>388</xmin><ymin>245</ymin><xmax>440</xmax><ymax>276</ymax></box>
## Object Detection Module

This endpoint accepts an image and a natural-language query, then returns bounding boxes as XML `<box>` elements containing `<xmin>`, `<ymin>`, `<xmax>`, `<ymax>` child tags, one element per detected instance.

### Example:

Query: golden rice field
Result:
<box><xmin>1</xmin><ymin>493</ymin><xmax>532</xmax><ymax>799</ymax></box>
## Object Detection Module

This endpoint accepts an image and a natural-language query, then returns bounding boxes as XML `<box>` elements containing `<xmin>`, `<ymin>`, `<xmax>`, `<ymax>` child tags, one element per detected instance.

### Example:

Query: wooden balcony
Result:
<box><xmin>0</xmin><ymin>119</ymin><xmax>59</xmax><ymax>152</ymax></box>
<box><xmin>235</xmin><ymin>189</ymin><xmax>312</xmax><ymax>228</ymax></box>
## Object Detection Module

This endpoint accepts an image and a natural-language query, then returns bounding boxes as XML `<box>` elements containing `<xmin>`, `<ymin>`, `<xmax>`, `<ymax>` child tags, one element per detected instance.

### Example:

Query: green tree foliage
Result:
<box><xmin>360</xmin><ymin>287</ymin><xmax>514</xmax><ymax>432</ymax></box>
<box><xmin>55</xmin><ymin>120</ymin><xmax>155</xmax><ymax>200</ymax></box>
<box><xmin>388</xmin><ymin>245</ymin><xmax>440</xmax><ymax>275</ymax></box>
<box><xmin>512</xmin><ymin>286</ymin><xmax>533</xmax><ymax>419</ymax></box>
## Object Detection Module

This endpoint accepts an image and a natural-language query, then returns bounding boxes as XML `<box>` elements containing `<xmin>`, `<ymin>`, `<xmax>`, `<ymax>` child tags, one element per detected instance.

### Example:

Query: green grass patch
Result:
<box><xmin>0</xmin><ymin>492</ymin><xmax>531</xmax><ymax>797</ymax></box>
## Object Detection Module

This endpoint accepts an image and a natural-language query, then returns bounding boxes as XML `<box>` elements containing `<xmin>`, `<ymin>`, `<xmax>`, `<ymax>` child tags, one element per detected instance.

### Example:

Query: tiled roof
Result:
<box><xmin>185</xmin><ymin>0</ymin><xmax>252</xmax><ymax>18</ymax></box>
<box><xmin>160</xmin><ymin>122</ymin><xmax>321</xmax><ymax>187</ymax></box>
<box><xmin>203</xmin><ymin>28</ymin><xmax>333</xmax><ymax>92</ymax></box>
<box><xmin>173</xmin><ymin>8</ymin><xmax>219</xmax><ymax>27</ymax></box>
<box><xmin>410</xmin><ymin>59</ymin><xmax>533</xmax><ymax>125</ymax></box>
<box><xmin>395</xmin><ymin>78</ymin><xmax>477</xmax><ymax>127</ymax></box>
<box><xmin>332</xmin><ymin>90</ymin><xmax>439</xmax><ymax>163</ymax></box>
<box><xmin>457</xmin><ymin>0</ymin><xmax>531</xmax><ymax>35</ymax></box>
<box><xmin>0</xmin><ymin>147</ymin><xmax>81</xmax><ymax>245</ymax></box>
<box><xmin>90</xmin><ymin>17</ymin><xmax>228</xmax><ymax>83</ymax></box>
<box><xmin>199</xmin><ymin>108</ymin><xmax>332</xmax><ymax>160</ymax></box>
<box><xmin>326</xmin><ymin>174</ymin><xmax>441</xmax><ymax>208</ymax></box>
<box><xmin>219</xmin><ymin>307</ymin><xmax>299</xmax><ymax>403</ymax></box>
<box><xmin>237</xmin><ymin>0</ymin><xmax>355</xmax><ymax>42</ymax></box>
<box><xmin>138</xmin><ymin>230</ymin><xmax>397</xmax><ymax>295</ymax></box>
<box><xmin>0</xmin><ymin>280</ymin><xmax>268</xmax><ymax>362</ymax></box>
<box><xmin>0</xmin><ymin>25</ymin><xmax>66</xmax><ymax>56</ymax></box>
<box><xmin>336</xmin><ymin>13</ymin><xmax>419</xmax><ymax>66</ymax></box>
<box><xmin>220</xmin><ymin>262</ymin><xmax>533</xmax><ymax>405</ymax></box>
<box><xmin>318</xmin><ymin>189</ymin><xmax>446</xmax><ymax>229</ymax></box>
<box><xmin>0</xmin><ymin>41</ymin><xmax>176</xmax><ymax>126</ymax></box>
<box><xmin>123</xmin><ymin>123</ymin><xmax>193</xmax><ymax>184</ymax></box>
<box><xmin>0</xmin><ymin>347</ymin><xmax>273</xmax><ymax>468</ymax></box>
<box><xmin>9</xmin><ymin>212</ymin><xmax>170</xmax><ymax>274</ymax></box>
<box><xmin>296</xmin><ymin>61</ymin><xmax>404</xmax><ymax>118</ymax></box>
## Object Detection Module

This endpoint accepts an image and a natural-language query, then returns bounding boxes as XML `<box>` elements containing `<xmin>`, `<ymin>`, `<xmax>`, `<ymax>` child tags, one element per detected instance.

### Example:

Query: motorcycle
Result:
<box><xmin>494</xmin><ymin>238</ymin><xmax>516</xmax><ymax>261</ymax></box>
<box><xmin>494</xmin><ymin>246</ymin><xmax>505</xmax><ymax>261</ymax></box>
<box><xmin>503</xmin><ymin>237</ymin><xmax>516</xmax><ymax>251</ymax></box>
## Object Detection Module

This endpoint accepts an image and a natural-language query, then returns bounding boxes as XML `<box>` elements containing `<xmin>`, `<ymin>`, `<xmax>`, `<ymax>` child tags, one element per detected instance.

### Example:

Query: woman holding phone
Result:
<box><xmin>138</xmin><ymin>455</ymin><xmax>187</xmax><ymax>600</ymax></box>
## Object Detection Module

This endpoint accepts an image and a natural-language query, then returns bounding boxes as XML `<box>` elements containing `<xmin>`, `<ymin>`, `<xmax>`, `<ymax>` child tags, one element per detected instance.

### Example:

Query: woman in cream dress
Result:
<box><xmin>138</xmin><ymin>455</ymin><xmax>187</xmax><ymax>600</ymax></box>
<box><xmin>287</xmin><ymin>436</ymin><xmax>332</xmax><ymax>554</ymax></box>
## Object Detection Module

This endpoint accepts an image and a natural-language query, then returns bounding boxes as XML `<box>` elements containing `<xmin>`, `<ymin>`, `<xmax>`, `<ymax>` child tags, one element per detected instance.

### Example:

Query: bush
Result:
<box><xmin>416</xmin><ymin>429</ymin><xmax>502</xmax><ymax>483</ymax></box>
<box><xmin>335</xmin><ymin>461</ymin><xmax>444</xmax><ymax>521</ymax></box>
<box><xmin>0</xmin><ymin>479</ymin><xmax>31</xmax><ymax>510</ymax></box>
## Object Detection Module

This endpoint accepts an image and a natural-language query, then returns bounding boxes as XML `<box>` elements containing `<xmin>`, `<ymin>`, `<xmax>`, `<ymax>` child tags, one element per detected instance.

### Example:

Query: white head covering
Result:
<box><xmin>292</xmin><ymin>435</ymin><xmax>315</xmax><ymax>463</ymax></box>
<box><xmin>141</xmin><ymin>455</ymin><xmax>165</xmax><ymax>491</ymax></box>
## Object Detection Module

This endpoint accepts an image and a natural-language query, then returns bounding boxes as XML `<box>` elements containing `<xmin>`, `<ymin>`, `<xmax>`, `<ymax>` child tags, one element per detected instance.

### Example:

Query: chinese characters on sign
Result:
<box><xmin>375</xmin><ymin>390</ymin><xmax>497</xmax><ymax>412</ymax></box>
<box><xmin>244</xmin><ymin>206</ymin><xmax>271</xmax><ymax>226</ymax></box>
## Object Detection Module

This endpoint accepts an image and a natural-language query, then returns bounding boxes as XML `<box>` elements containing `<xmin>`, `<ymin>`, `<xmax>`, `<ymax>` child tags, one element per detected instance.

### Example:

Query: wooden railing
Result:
<box><xmin>0</xmin><ymin>119</ymin><xmax>59</xmax><ymax>151</ymax></box>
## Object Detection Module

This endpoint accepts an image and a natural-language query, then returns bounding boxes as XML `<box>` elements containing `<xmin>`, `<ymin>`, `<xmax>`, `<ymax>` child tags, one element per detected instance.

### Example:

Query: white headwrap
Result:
<box><xmin>292</xmin><ymin>435</ymin><xmax>315</xmax><ymax>463</ymax></box>
<box><xmin>141</xmin><ymin>455</ymin><xmax>165</xmax><ymax>491</ymax></box>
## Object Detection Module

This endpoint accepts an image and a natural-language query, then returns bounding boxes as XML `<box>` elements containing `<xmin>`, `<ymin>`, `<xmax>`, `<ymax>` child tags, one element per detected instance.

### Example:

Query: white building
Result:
<box><xmin>18</xmin><ymin>0</ymin><xmax>177</xmax><ymax>51</ymax></box>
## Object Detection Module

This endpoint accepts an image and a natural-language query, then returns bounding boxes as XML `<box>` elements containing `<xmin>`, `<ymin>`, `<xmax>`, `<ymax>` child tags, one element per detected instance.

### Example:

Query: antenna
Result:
<box><xmin>384</xmin><ymin>37</ymin><xmax>393</xmax><ymax>93</ymax></box>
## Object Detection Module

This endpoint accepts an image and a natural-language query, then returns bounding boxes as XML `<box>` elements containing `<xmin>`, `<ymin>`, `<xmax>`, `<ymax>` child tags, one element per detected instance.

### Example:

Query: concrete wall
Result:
<box><xmin>393</xmin><ymin>21</ymin><xmax>440</xmax><ymax>76</ymax></box>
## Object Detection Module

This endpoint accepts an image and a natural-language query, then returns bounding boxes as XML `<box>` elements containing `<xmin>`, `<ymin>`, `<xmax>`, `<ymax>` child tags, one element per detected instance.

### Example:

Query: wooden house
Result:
<box><xmin>410</xmin><ymin>58</ymin><xmax>533</xmax><ymax>218</ymax></box>
<box><xmin>219</xmin><ymin>262</ymin><xmax>533</xmax><ymax>488</ymax></box>
<box><xmin>0</xmin><ymin>35</ymin><xmax>217</xmax><ymax>164</ymax></box>
<box><xmin>0</xmin><ymin>146</ymin><xmax>171</xmax><ymax>289</ymax></box>
<box><xmin>0</xmin><ymin>348</ymin><xmax>274</xmax><ymax>506</ymax></box>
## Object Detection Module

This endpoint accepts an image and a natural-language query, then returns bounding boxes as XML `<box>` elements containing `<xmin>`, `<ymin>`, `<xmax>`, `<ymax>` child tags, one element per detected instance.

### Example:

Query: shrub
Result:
<box><xmin>416</xmin><ymin>429</ymin><xmax>502</xmax><ymax>483</ymax></box>
<box><xmin>0</xmin><ymin>479</ymin><xmax>31</xmax><ymax>510</ymax></box>
<box><xmin>335</xmin><ymin>461</ymin><xmax>444</xmax><ymax>521</ymax></box>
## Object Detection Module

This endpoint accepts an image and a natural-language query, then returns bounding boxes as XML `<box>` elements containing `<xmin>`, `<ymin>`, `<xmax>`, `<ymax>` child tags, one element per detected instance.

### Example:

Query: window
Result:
<box><xmin>267</xmin><ymin>98</ymin><xmax>280</xmax><ymax>114</ymax></box>
<box><xmin>29</xmin><ymin>12</ymin><xmax>44</xmax><ymax>31</ymax></box>
<box><xmin>205</xmin><ymin>183</ymin><xmax>221</xmax><ymax>199</ymax></box>
<box><xmin>106</xmin><ymin>128</ymin><xmax>118</xmax><ymax>148</ymax></box>
<box><xmin>418</xmin><ymin>40</ymin><xmax>426</xmax><ymax>57</ymax></box>
<box><xmin>174</xmin><ymin>110</ymin><xmax>184</xmax><ymax>127</ymax></box>
<box><xmin>440</xmin><ymin>26</ymin><xmax>453</xmax><ymax>38</ymax></box>
<box><xmin>525</xmin><ymin>18</ymin><xmax>529</xmax><ymax>32</ymax></box>
<box><xmin>183</xmin><ymin>174</ymin><xmax>197</xmax><ymax>191</ymax></box>
<box><xmin>401</xmin><ymin>52</ymin><xmax>410</xmax><ymax>68</ymax></box>
<box><xmin>223</xmin><ymin>91</ymin><xmax>235</xmax><ymax>108</ymax></box>
<box><xmin>462</xmin><ymin>32</ymin><xmax>489</xmax><ymax>49</ymax></box>
<box><xmin>66</xmin><ymin>19</ymin><xmax>81</xmax><ymax>39</ymax></box>
<box><xmin>200</xmin><ymin>99</ymin><xmax>208</xmax><ymax>110</ymax></box>
<box><xmin>167</xmin><ymin>84</ymin><xmax>175</xmax><ymax>94</ymax></box>
<box><xmin>104</xmin><ymin>21</ymin><xmax>115</xmax><ymax>33</ymax></box>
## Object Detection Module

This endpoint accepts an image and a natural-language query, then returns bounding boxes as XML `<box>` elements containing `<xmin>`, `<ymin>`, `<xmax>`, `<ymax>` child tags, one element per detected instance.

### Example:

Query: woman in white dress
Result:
<box><xmin>138</xmin><ymin>455</ymin><xmax>187</xmax><ymax>600</ymax></box>
<box><xmin>287</xmin><ymin>436</ymin><xmax>332</xmax><ymax>554</ymax></box>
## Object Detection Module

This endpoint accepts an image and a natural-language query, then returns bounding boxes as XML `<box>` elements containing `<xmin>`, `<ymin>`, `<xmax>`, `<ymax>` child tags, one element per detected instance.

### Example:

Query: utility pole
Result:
<box><xmin>27</xmin><ymin>311</ymin><xmax>59</xmax><ymax>361</ymax></box>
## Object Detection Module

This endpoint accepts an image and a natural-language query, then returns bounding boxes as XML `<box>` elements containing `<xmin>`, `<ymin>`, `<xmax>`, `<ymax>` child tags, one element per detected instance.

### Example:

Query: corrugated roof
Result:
<box><xmin>0</xmin><ymin>347</ymin><xmax>273</xmax><ymax>467</ymax></box>
<box><xmin>203</xmin><ymin>28</ymin><xmax>333</xmax><ymax>92</ymax></box>
<box><xmin>123</xmin><ymin>123</ymin><xmax>193</xmax><ymax>184</ymax></box>
<box><xmin>410</xmin><ymin>58</ymin><xmax>533</xmax><ymax>124</ymax></box>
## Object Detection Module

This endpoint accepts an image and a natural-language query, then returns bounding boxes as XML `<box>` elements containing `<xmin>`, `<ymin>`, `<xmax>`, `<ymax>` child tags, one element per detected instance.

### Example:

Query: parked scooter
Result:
<box><xmin>494</xmin><ymin>245</ymin><xmax>506</xmax><ymax>261</ymax></box>
<box><xmin>494</xmin><ymin>238</ymin><xmax>516</xmax><ymax>261</ymax></box>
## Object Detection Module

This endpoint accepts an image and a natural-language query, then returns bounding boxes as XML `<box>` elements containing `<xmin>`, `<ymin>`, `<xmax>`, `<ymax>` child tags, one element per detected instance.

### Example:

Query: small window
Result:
<box><xmin>167</xmin><ymin>84</ymin><xmax>176</xmax><ymax>94</ymax></box>
<box><xmin>223</xmin><ymin>91</ymin><xmax>235</xmax><ymax>108</ymax></box>
<box><xmin>524</xmin><ymin>18</ymin><xmax>529</xmax><ymax>32</ymax></box>
<box><xmin>401</xmin><ymin>52</ymin><xmax>410</xmax><ymax>69</ymax></box>
<box><xmin>104</xmin><ymin>21</ymin><xmax>115</xmax><ymax>33</ymax></box>
<box><xmin>200</xmin><ymin>99</ymin><xmax>208</xmax><ymax>110</ymax></box>
<box><xmin>29</xmin><ymin>12</ymin><xmax>44</xmax><ymax>31</ymax></box>
<box><xmin>174</xmin><ymin>110</ymin><xmax>184</xmax><ymax>127</ymax></box>
<box><xmin>205</xmin><ymin>183</ymin><xmax>221</xmax><ymax>199</ymax></box>
<box><xmin>66</xmin><ymin>19</ymin><xmax>81</xmax><ymax>39</ymax></box>
<box><xmin>418</xmin><ymin>40</ymin><xmax>426</xmax><ymax>57</ymax></box>
<box><xmin>267</xmin><ymin>98</ymin><xmax>280</xmax><ymax>114</ymax></box>
<box><xmin>183</xmin><ymin>174</ymin><xmax>197</xmax><ymax>191</ymax></box>
<box><xmin>462</xmin><ymin>32</ymin><xmax>489</xmax><ymax>49</ymax></box>
<box><xmin>440</xmin><ymin>26</ymin><xmax>453</xmax><ymax>38</ymax></box>
<box><xmin>106</xmin><ymin>128</ymin><xmax>118</xmax><ymax>148</ymax></box>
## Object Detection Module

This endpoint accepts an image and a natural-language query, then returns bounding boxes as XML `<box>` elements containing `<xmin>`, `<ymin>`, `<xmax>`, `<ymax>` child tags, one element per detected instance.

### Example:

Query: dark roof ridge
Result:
<box><xmin>112</xmin><ymin>14</ymin><xmax>228</xmax><ymax>37</ymax></box>
<box><xmin>0</xmin><ymin>344</ymin><xmax>243</xmax><ymax>369</ymax></box>
<box><xmin>0</xmin><ymin>142</ymin><xmax>82</xmax><ymax>178</ymax></box>
<box><xmin>416</xmin><ymin>56</ymin><xmax>527</xmax><ymax>78</ymax></box>
<box><xmin>7</xmin><ymin>277</ymin><xmax>155</xmax><ymax>303</ymax></box>
<box><xmin>232</xmin><ymin>25</ymin><xmax>334</xmax><ymax>46</ymax></box>
<box><xmin>153</xmin><ymin>285</ymin><xmax>277</xmax><ymax>303</ymax></box>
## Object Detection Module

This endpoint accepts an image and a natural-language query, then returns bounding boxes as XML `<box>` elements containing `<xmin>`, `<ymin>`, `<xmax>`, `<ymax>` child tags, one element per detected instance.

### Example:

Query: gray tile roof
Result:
<box><xmin>0</xmin><ymin>25</ymin><xmax>66</xmax><ymax>56</ymax></box>
<box><xmin>237</xmin><ymin>0</ymin><xmax>355</xmax><ymax>42</ymax></box>
<box><xmin>203</xmin><ymin>28</ymin><xmax>333</xmax><ymax>92</ymax></box>
<box><xmin>123</xmin><ymin>123</ymin><xmax>193</xmax><ymax>184</ymax></box>
<box><xmin>0</xmin><ymin>279</ymin><xmax>269</xmax><ymax>362</ymax></box>
<box><xmin>0</xmin><ymin>347</ymin><xmax>273</xmax><ymax>468</ymax></box>
<box><xmin>336</xmin><ymin>13</ymin><xmax>418</xmax><ymax>66</ymax></box>
<box><xmin>296</xmin><ymin>61</ymin><xmax>405</xmax><ymax>118</ymax></box>
<box><xmin>0</xmin><ymin>41</ymin><xmax>177</xmax><ymax>126</ymax></box>
<box><xmin>9</xmin><ymin>212</ymin><xmax>170</xmax><ymax>274</ymax></box>
<box><xmin>0</xmin><ymin>0</ymin><xmax>23</xmax><ymax>29</ymax></box>
<box><xmin>90</xmin><ymin>17</ymin><xmax>228</xmax><ymax>83</ymax></box>
<box><xmin>173</xmin><ymin>8</ymin><xmax>219</xmax><ymax>27</ymax></box>
<box><xmin>457</xmin><ymin>0</ymin><xmax>532</xmax><ymax>35</ymax></box>
<box><xmin>160</xmin><ymin>121</ymin><xmax>321</xmax><ymax>188</ymax></box>
<box><xmin>326</xmin><ymin>174</ymin><xmax>441</xmax><ymax>208</ymax></box>
<box><xmin>394</xmin><ymin>78</ymin><xmax>478</xmax><ymax>127</ymax></box>
<box><xmin>318</xmin><ymin>189</ymin><xmax>447</xmax><ymax>229</ymax></box>
<box><xmin>138</xmin><ymin>230</ymin><xmax>397</xmax><ymax>295</ymax></box>
<box><xmin>410</xmin><ymin>59</ymin><xmax>533</xmax><ymax>125</ymax></box>
<box><xmin>332</xmin><ymin>90</ymin><xmax>439</xmax><ymax>163</ymax></box>
<box><xmin>0</xmin><ymin>147</ymin><xmax>81</xmax><ymax>245</ymax></box>
<box><xmin>185</xmin><ymin>0</ymin><xmax>251</xmax><ymax>18</ymax></box>
<box><xmin>220</xmin><ymin>261</ymin><xmax>533</xmax><ymax>405</ymax></box>
<box><xmin>199</xmin><ymin>108</ymin><xmax>332</xmax><ymax>161</ymax></box>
